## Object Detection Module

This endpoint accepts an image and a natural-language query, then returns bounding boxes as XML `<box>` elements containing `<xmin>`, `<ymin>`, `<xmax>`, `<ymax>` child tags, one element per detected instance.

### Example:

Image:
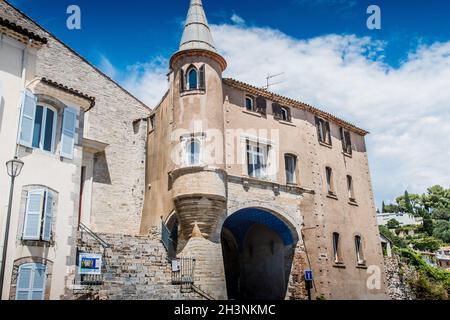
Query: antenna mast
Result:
<box><xmin>263</xmin><ymin>73</ymin><xmax>284</xmax><ymax>90</ymax></box>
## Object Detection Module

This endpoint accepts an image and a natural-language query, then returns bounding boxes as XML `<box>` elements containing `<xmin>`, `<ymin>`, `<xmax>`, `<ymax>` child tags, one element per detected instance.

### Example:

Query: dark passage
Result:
<box><xmin>221</xmin><ymin>208</ymin><xmax>296</xmax><ymax>300</ymax></box>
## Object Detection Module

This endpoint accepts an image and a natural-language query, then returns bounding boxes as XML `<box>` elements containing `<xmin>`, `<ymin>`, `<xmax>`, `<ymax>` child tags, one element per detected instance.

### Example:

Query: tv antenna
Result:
<box><xmin>263</xmin><ymin>72</ymin><xmax>284</xmax><ymax>90</ymax></box>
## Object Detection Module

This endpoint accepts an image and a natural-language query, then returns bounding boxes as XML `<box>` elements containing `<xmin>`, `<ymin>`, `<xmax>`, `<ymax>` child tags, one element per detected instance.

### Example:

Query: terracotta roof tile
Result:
<box><xmin>0</xmin><ymin>16</ymin><xmax>47</xmax><ymax>44</ymax></box>
<box><xmin>41</xmin><ymin>78</ymin><xmax>96</xmax><ymax>109</ymax></box>
<box><xmin>223</xmin><ymin>78</ymin><xmax>369</xmax><ymax>136</ymax></box>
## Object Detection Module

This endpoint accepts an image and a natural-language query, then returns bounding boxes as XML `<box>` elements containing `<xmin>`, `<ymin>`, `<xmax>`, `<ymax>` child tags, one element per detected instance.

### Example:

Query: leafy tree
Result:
<box><xmin>422</xmin><ymin>185</ymin><xmax>450</xmax><ymax>212</ymax></box>
<box><xmin>432</xmin><ymin>208</ymin><xmax>450</xmax><ymax>221</ymax></box>
<box><xmin>384</xmin><ymin>204</ymin><xmax>400</xmax><ymax>213</ymax></box>
<box><xmin>382</xmin><ymin>201</ymin><xmax>386</xmax><ymax>213</ymax></box>
<box><xmin>422</xmin><ymin>217</ymin><xmax>434</xmax><ymax>236</ymax></box>
<box><xmin>396</xmin><ymin>191</ymin><xmax>423</xmax><ymax>216</ymax></box>
<box><xmin>433</xmin><ymin>220</ymin><xmax>450</xmax><ymax>244</ymax></box>
<box><xmin>379</xmin><ymin>225</ymin><xmax>406</xmax><ymax>248</ymax></box>
<box><xmin>387</xmin><ymin>219</ymin><xmax>401</xmax><ymax>229</ymax></box>
<box><xmin>410</xmin><ymin>237</ymin><xmax>443</xmax><ymax>252</ymax></box>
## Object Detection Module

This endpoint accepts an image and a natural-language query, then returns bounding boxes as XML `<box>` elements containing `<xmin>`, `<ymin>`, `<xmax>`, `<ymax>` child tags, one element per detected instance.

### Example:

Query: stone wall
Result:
<box><xmin>69</xmin><ymin>228</ymin><xmax>204</xmax><ymax>300</ymax></box>
<box><xmin>384</xmin><ymin>255</ymin><xmax>416</xmax><ymax>300</ymax></box>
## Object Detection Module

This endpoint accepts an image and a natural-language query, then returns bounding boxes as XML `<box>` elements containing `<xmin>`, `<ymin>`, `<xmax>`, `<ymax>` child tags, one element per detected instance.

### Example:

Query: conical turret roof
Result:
<box><xmin>179</xmin><ymin>0</ymin><xmax>216</xmax><ymax>53</ymax></box>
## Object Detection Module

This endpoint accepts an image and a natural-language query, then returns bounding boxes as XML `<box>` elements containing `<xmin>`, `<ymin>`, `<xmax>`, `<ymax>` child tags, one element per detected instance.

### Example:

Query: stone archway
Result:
<box><xmin>221</xmin><ymin>208</ymin><xmax>299</xmax><ymax>300</ymax></box>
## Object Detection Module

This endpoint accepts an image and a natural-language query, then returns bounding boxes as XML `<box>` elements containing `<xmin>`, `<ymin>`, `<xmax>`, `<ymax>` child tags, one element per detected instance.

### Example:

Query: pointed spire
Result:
<box><xmin>179</xmin><ymin>0</ymin><xmax>216</xmax><ymax>53</ymax></box>
<box><xmin>191</xmin><ymin>222</ymin><xmax>205</xmax><ymax>238</ymax></box>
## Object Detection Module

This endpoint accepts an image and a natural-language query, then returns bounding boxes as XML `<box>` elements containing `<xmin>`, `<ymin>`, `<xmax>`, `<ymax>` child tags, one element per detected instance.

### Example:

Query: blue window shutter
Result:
<box><xmin>60</xmin><ymin>107</ymin><xmax>77</xmax><ymax>159</ymax></box>
<box><xmin>31</xmin><ymin>264</ymin><xmax>47</xmax><ymax>300</ymax></box>
<box><xmin>41</xmin><ymin>191</ymin><xmax>54</xmax><ymax>242</ymax></box>
<box><xmin>16</xmin><ymin>264</ymin><xmax>33</xmax><ymax>300</ymax></box>
<box><xmin>23</xmin><ymin>190</ymin><xmax>44</xmax><ymax>240</ymax></box>
<box><xmin>18</xmin><ymin>90</ymin><xmax>37</xmax><ymax>147</ymax></box>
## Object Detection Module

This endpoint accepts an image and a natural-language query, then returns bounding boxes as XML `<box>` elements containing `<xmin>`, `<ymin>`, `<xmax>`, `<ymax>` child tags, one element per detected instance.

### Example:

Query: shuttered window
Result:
<box><xmin>23</xmin><ymin>189</ymin><xmax>55</xmax><ymax>242</ymax></box>
<box><xmin>199</xmin><ymin>65</ymin><xmax>205</xmax><ymax>90</ymax></box>
<box><xmin>18</xmin><ymin>90</ymin><xmax>37</xmax><ymax>147</ymax></box>
<box><xmin>340</xmin><ymin>127</ymin><xmax>353</xmax><ymax>155</ymax></box>
<box><xmin>316</xmin><ymin>117</ymin><xmax>332</xmax><ymax>145</ymax></box>
<box><xmin>16</xmin><ymin>263</ymin><xmax>47</xmax><ymax>300</ymax></box>
<box><xmin>255</xmin><ymin>96</ymin><xmax>267</xmax><ymax>115</ymax></box>
<box><xmin>60</xmin><ymin>107</ymin><xmax>77</xmax><ymax>159</ymax></box>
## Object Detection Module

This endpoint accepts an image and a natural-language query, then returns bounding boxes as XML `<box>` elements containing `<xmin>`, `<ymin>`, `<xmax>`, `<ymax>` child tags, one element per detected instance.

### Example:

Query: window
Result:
<box><xmin>186</xmin><ymin>139</ymin><xmax>201</xmax><ymax>166</ymax></box>
<box><xmin>281</xmin><ymin>107</ymin><xmax>290</xmax><ymax>122</ymax></box>
<box><xmin>273</xmin><ymin>103</ymin><xmax>291</xmax><ymax>122</ymax></box>
<box><xmin>149</xmin><ymin>114</ymin><xmax>156</xmax><ymax>131</ymax></box>
<box><xmin>355</xmin><ymin>236</ymin><xmax>365</xmax><ymax>265</ymax></box>
<box><xmin>255</xmin><ymin>96</ymin><xmax>267</xmax><ymax>115</ymax></box>
<box><xmin>16</xmin><ymin>263</ymin><xmax>47</xmax><ymax>300</ymax></box>
<box><xmin>332</xmin><ymin>233</ymin><xmax>342</xmax><ymax>264</ymax></box>
<box><xmin>187</xmin><ymin>67</ymin><xmax>198</xmax><ymax>90</ymax></box>
<box><xmin>326</xmin><ymin>167</ymin><xmax>336</xmax><ymax>196</ymax></box>
<box><xmin>247</xmin><ymin>140</ymin><xmax>269</xmax><ymax>179</ymax></box>
<box><xmin>347</xmin><ymin>175</ymin><xmax>356</xmax><ymax>202</ymax></box>
<box><xmin>285</xmin><ymin>154</ymin><xmax>297</xmax><ymax>184</ymax></box>
<box><xmin>18</xmin><ymin>90</ymin><xmax>77</xmax><ymax>159</ymax></box>
<box><xmin>316</xmin><ymin>117</ymin><xmax>332</xmax><ymax>145</ymax></box>
<box><xmin>32</xmin><ymin>105</ymin><xmax>57</xmax><ymax>153</ymax></box>
<box><xmin>245</xmin><ymin>96</ymin><xmax>255</xmax><ymax>111</ymax></box>
<box><xmin>340</xmin><ymin>127</ymin><xmax>352</xmax><ymax>155</ymax></box>
<box><xmin>23</xmin><ymin>189</ymin><xmax>54</xmax><ymax>242</ymax></box>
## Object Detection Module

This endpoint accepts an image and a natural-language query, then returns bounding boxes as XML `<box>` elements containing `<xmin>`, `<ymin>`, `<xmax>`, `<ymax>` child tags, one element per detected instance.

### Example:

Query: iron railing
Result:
<box><xmin>79</xmin><ymin>223</ymin><xmax>110</xmax><ymax>249</ymax></box>
<box><xmin>171</xmin><ymin>257</ymin><xmax>196</xmax><ymax>286</ymax></box>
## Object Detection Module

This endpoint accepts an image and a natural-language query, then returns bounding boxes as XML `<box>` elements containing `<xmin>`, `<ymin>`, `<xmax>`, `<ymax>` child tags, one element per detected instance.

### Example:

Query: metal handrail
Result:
<box><xmin>79</xmin><ymin>223</ymin><xmax>110</xmax><ymax>249</ymax></box>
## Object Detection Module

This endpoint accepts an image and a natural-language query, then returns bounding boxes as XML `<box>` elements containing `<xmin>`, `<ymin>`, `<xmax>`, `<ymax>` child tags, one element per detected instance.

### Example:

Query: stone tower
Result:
<box><xmin>168</xmin><ymin>0</ymin><xmax>228</xmax><ymax>242</ymax></box>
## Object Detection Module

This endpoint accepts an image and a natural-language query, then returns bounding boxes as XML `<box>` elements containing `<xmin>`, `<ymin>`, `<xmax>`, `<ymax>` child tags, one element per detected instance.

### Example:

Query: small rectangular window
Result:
<box><xmin>316</xmin><ymin>117</ymin><xmax>332</xmax><ymax>145</ymax></box>
<box><xmin>150</xmin><ymin>114</ymin><xmax>156</xmax><ymax>131</ymax></box>
<box><xmin>245</xmin><ymin>96</ymin><xmax>255</xmax><ymax>111</ymax></box>
<box><xmin>347</xmin><ymin>175</ymin><xmax>355</xmax><ymax>202</ymax></box>
<box><xmin>23</xmin><ymin>189</ymin><xmax>54</xmax><ymax>242</ymax></box>
<box><xmin>326</xmin><ymin>167</ymin><xmax>335</xmax><ymax>196</ymax></box>
<box><xmin>280</xmin><ymin>107</ymin><xmax>291</xmax><ymax>122</ymax></box>
<box><xmin>16</xmin><ymin>263</ymin><xmax>47</xmax><ymax>300</ymax></box>
<box><xmin>285</xmin><ymin>154</ymin><xmax>297</xmax><ymax>184</ymax></box>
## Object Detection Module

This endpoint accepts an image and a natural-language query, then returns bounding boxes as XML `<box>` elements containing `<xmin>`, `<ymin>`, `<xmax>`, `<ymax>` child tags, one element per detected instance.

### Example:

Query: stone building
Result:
<box><xmin>0</xmin><ymin>0</ymin><xmax>388</xmax><ymax>300</ymax></box>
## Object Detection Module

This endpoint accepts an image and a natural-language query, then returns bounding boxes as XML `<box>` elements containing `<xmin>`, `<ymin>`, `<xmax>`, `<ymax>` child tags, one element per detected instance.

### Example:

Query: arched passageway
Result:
<box><xmin>221</xmin><ymin>208</ymin><xmax>298</xmax><ymax>300</ymax></box>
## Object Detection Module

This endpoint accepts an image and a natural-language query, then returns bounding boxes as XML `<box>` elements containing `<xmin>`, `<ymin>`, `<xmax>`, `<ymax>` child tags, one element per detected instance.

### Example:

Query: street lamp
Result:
<box><xmin>0</xmin><ymin>157</ymin><xmax>24</xmax><ymax>299</ymax></box>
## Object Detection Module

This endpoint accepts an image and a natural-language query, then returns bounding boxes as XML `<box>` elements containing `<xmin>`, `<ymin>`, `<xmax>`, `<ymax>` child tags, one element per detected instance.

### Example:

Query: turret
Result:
<box><xmin>168</xmin><ymin>0</ymin><xmax>227</xmax><ymax>242</ymax></box>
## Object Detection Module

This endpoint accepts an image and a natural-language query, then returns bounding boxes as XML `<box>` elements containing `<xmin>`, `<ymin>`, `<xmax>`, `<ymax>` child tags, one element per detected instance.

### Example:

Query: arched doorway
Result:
<box><xmin>221</xmin><ymin>208</ymin><xmax>298</xmax><ymax>300</ymax></box>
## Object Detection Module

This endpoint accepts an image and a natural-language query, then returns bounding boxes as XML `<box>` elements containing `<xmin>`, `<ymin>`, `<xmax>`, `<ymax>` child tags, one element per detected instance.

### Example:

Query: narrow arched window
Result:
<box><xmin>355</xmin><ymin>235</ymin><xmax>365</xmax><ymax>265</ymax></box>
<box><xmin>186</xmin><ymin>139</ymin><xmax>201</xmax><ymax>166</ymax></box>
<box><xmin>187</xmin><ymin>67</ymin><xmax>198</xmax><ymax>90</ymax></box>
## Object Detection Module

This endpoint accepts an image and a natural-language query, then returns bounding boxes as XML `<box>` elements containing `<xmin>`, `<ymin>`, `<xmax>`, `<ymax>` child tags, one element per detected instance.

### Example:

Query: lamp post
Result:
<box><xmin>0</xmin><ymin>157</ymin><xmax>24</xmax><ymax>299</ymax></box>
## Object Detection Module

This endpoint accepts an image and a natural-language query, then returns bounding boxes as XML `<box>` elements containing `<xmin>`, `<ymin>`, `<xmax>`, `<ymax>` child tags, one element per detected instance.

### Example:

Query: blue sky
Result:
<box><xmin>8</xmin><ymin>0</ymin><xmax>450</xmax><ymax>208</ymax></box>
<box><xmin>10</xmin><ymin>0</ymin><xmax>450</xmax><ymax>70</ymax></box>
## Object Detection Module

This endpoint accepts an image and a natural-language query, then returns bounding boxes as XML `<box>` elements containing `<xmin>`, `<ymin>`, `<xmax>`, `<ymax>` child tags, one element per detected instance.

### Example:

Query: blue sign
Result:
<box><xmin>305</xmin><ymin>270</ymin><xmax>313</xmax><ymax>282</ymax></box>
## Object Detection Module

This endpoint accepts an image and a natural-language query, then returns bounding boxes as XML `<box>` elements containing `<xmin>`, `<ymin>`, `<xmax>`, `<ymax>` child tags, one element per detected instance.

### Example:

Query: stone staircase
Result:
<box><xmin>72</xmin><ymin>227</ymin><xmax>206</xmax><ymax>300</ymax></box>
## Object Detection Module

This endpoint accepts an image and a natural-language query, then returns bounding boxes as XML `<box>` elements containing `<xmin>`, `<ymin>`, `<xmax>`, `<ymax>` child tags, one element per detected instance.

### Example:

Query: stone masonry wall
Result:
<box><xmin>68</xmin><ymin>228</ymin><xmax>204</xmax><ymax>300</ymax></box>
<box><xmin>1</xmin><ymin>2</ymin><xmax>151</xmax><ymax>235</ymax></box>
<box><xmin>384</xmin><ymin>255</ymin><xmax>417</xmax><ymax>300</ymax></box>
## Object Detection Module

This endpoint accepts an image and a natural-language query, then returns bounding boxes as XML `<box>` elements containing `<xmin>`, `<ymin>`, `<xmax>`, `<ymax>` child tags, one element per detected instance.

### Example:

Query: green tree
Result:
<box><xmin>387</xmin><ymin>219</ymin><xmax>401</xmax><ymax>229</ymax></box>
<box><xmin>422</xmin><ymin>217</ymin><xmax>434</xmax><ymax>236</ymax></box>
<box><xmin>422</xmin><ymin>185</ymin><xmax>450</xmax><ymax>212</ymax></box>
<box><xmin>433</xmin><ymin>220</ymin><xmax>450</xmax><ymax>244</ymax></box>
<box><xmin>379</xmin><ymin>225</ymin><xmax>406</xmax><ymax>248</ymax></box>
<box><xmin>411</xmin><ymin>237</ymin><xmax>443</xmax><ymax>252</ymax></box>
<box><xmin>432</xmin><ymin>208</ymin><xmax>450</xmax><ymax>221</ymax></box>
<box><xmin>384</xmin><ymin>204</ymin><xmax>400</xmax><ymax>213</ymax></box>
<box><xmin>382</xmin><ymin>201</ymin><xmax>386</xmax><ymax>213</ymax></box>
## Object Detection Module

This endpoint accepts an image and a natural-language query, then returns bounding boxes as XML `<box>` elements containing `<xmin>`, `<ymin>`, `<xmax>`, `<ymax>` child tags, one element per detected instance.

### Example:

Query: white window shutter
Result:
<box><xmin>31</xmin><ymin>264</ymin><xmax>46</xmax><ymax>300</ymax></box>
<box><xmin>41</xmin><ymin>191</ymin><xmax>54</xmax><ymax>242</ymax></box>
<box><xmin>18</xmin><ymin>90</ymin><xmax>37</xmax><ymax>147</ymax></box>
<box><xmin>16</xmin><ymin>264</ymin><xmax>33</xmax><ymax>300</ymax></box>
<box><xmin>23</xmin><ymin>190</ymin><xmax>44</xmax><ymax>240</ymax></box>
<box><xmin>60</xmin><ymin>107</ymin><xmax>77</xmax><ymax>159</ymax></box>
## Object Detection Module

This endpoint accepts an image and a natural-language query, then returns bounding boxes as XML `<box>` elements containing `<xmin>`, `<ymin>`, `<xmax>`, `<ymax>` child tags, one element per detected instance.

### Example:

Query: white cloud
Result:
<box><xmin>231</xmin><ymin>14</ymin><xmax>245</xmax><ymax>25</ymax></box>
<box><xmin>102</xmin><ymin>23</ymin><xmax>450</xmax><ymax>207</ymax></box>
